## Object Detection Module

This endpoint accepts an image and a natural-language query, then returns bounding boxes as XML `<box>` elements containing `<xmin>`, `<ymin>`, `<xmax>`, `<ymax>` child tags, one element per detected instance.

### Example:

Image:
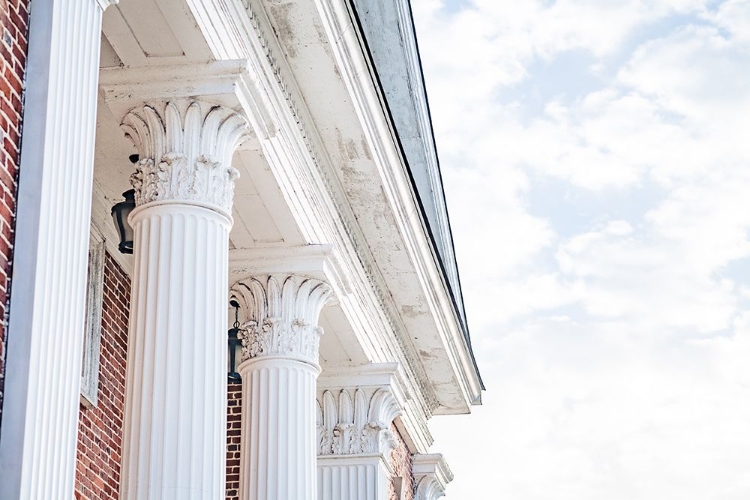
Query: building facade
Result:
<box><xmin>0</xmin><ymin>0</ymin><xmax>482</xmax><ymax>499</ymax></box>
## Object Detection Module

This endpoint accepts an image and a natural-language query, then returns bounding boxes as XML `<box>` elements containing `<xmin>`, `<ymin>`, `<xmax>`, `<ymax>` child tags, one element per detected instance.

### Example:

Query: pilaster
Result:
<box><xmin>119</xmin><ymin>100</ymin><xmax>249</xmax><ymax>500</ymax></box>
<box><xmin>0</xmin><ymin>1</ymin><xmax>114</xmax><ymax>498</ymax></box>
<box><xmin>231</xmin><ymin>274</ymin><xmax>332</xmax><ymax>500</ymax></box>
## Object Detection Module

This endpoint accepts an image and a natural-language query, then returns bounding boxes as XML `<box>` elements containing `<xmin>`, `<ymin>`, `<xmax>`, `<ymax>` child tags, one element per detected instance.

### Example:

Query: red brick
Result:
<box><xmin>389</xmin><ymin>425</ymin><xmax>415</xmax><ymax>500</ymax></box>
<box><xmin>0</xmin><ymin>0</ymin><xmax>27</xmax><ymax>428</ymax></box>
<box><xmin>74</xmin><ymin>254</ymin><xmax>130</xmax><ymax>500</ymax></box>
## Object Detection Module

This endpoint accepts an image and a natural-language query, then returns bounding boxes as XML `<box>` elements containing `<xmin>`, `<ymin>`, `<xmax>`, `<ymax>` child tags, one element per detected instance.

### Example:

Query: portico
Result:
<box><xmin>0</xmin><ymin>0</ymin><xmax>482</xmax><ymax>498</ymax></box>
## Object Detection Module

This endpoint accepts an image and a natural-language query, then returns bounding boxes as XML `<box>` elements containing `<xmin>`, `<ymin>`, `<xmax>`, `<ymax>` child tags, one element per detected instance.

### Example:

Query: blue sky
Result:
<box><xmin>412</xmin><ymin>0</ymin><xmax>750</xmax><ymax>498</ymax></box>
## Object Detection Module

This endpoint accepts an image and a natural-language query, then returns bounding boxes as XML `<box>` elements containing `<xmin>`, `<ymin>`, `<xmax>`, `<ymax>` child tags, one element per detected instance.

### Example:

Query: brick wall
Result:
<box><xmin>227</xmin><ymin>382</ymin><xmax>243</xmax><ymax>499</ymax></box>
<box><xmin>389</xmin><ymin>424</ymin><xmax>415</xmax><ymax>500</ymax></box>
<box><xmin>75</xmin><ymin>252</ymin><xmax>130</xmax><ymax>500</ymax></box>
<box><xmin>72</xmin><ymin>253</ymin><xmax>244</xmax><ymax>500</ymax></box>
<box><xmin>0</xmin><ymin>0</ymin><xmax>28</xmax><ymax>430</ymax></box>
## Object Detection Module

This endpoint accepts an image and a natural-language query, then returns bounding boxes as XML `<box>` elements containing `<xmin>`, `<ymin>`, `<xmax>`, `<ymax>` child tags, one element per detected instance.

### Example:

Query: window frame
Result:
<box><xmin>80</xmin><ymin>229</ymin><xmax>105</xmax><ymax>407</ymax></box>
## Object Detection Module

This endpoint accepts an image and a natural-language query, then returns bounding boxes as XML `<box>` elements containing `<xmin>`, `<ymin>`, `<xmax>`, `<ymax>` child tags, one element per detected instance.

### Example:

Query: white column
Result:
<box><xmin>231</xmin><ymin>275</ymin><xmax>332</xmax><ymax>500</ymax></box>
<box><xmin>119</xmin><ymin>101</ymin><xmax>248</xmax><ymax>500</ymax></box>
<box><xmin>316</xmin><ymin>387</ymin><xmax>402</xmax><ymax>500</ymax></box>
<box><xmin>0</xmin><ymin>0</ymin><xmax>114</xmax><ymax>498</ymax></box>
<box><xmin>412</xmin><ymin>454</ymin><xmax>453</xmax><ymax>500</ymax></box>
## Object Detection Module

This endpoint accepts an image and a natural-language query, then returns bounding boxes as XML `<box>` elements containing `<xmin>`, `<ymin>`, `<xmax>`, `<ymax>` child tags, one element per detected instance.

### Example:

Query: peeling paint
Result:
<box><xmin>360</xmin><ymin>138</ymin><xmax>372</xmax><ymax>160</ymax></box>
<box><xmin>269</xmin><ymin>3</ymin><xmax>298</xmax><ymax>58</ymax></box>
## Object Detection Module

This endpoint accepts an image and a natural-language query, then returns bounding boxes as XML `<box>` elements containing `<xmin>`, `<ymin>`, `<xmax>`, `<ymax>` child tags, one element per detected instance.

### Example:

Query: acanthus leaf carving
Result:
<box><xmin>415</xmin><ymin>476</ymin><xmax>445</xmax><ymax>500</ymax></box>
<box><xmin>122</xmin><ymin>101</ymin><xmax>248</xmax><ymax>214</ymax></box>
<box><xmin>316</xmin><ymin>388</ymin><xmax>402</xmax><ymax>457</ymax></box>
<box><xmin>231</xmin><ymin>275</ymin><xmax>332</xmax><ymax>365</ymax></box>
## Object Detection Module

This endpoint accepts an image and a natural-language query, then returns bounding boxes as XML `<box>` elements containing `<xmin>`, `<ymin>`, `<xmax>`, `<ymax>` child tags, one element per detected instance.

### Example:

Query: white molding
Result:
<box><xmin>97</xmin><ymin>0</ymin><xmax>118</xmax><ymax>11</ymax></box>
<box><xmin>99</xmin><ymin>60</ymin><xmax>276</xmax><ymax>138</ymax></box>
<box><xmin>355</xmin><ymin>0</ymin><xmax>463</xmax><ymax>305</ymax></box>
<box><xmin>229</xmin><ymin>244</ymin><xmax>332</xmax><ymax>278</ymax></box>
<box><xmin>412</xmin><ymin>454</ymin><xmax>453</xmax><ymax>500</ymax></box>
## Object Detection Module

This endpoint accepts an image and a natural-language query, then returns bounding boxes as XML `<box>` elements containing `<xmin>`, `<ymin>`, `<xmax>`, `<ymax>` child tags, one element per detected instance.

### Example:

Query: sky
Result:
<box><xmin>411</xmin><ymin>0</ymin><xmax>750</xmax><ymax>498</ymax></box>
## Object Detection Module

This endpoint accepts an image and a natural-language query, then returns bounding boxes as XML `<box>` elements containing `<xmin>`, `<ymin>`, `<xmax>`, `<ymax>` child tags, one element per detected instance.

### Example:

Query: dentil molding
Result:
<box><xmin>317</xmin><ymin>387</ymin><xmax>402</xmax><ymax>457</ymax></box>
<box><xmin>122</xmin><ymin>101</ymin><xmax>249</xmax><ymax>214</ymax></box>
<box><xmin>230</xmin><ymin>275</ymin><xmax>332</xmax><ymax>365</ymax></box>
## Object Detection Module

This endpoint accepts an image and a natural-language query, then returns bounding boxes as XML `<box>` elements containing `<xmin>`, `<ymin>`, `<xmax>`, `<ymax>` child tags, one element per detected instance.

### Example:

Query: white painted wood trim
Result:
<box><xmin>80</xmin><ymin>229</ymin><xmax>106</xmax><ymax>407</ymax></box>
<box><xmin>412</xmin><ymin>454</ymin><xmax>453</xmax><ymax>500</ymax></box>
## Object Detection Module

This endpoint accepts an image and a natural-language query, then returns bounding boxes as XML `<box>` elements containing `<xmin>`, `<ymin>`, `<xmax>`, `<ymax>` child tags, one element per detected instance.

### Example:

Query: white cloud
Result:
<box><xmin>412</xmin><ymin>0</ymin><xmax>750</xmax><ymax>498</ymax></box>
<box><xmin>431</xmin><ymin>316</ymin><xmax>750</xmax><ymax>499</ymax></box>
<box><xmin>555</xmin><ymin>217</ymin><xmax>739</xmax><ymax>333</ymax></box>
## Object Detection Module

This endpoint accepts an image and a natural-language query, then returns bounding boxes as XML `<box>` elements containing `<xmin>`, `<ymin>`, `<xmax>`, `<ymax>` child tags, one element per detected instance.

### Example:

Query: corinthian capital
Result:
<box><xmin>413</xmin><ymin>454</ymin><xmax>453</xmax><ymax>500</ymax></box>
<box><xmin>230</xmin><ymin>275</ymin><xmax>332</xmax><ymax>365</ymax></box>
<box><xmin>122</xmin><ymin>101</ymin><xmax>249</xmax><ymax>214</ymax></box>
<box><xmin>316</xmin><ymin>387</ymin><xmax>402</xmax><ymax>457</ymax></box>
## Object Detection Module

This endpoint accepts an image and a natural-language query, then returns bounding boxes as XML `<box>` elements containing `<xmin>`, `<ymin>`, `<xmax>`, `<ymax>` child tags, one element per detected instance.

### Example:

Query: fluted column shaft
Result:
<box><xmin>0</xmin><ymin>1</ymin><xmax>114</xmax><ymax>498</ymax></box>
<box><xmin>120</xmin><ymin>101</ymin><xmax>248</xmax><ymax>499</ymax></box>
<box><xmin>240</xmin><ymin>358</ymin><xmax>318</xmax><ymax>498</ymax></box>
<box><xmin>231</xmin><ymin>275</ymin><xmax>332</xmax><ymax>500</ymax></box>
<box><xmin>122</xmin><ymin>203</ymin><xmax>229</xmax><ymax>499</ymax></box>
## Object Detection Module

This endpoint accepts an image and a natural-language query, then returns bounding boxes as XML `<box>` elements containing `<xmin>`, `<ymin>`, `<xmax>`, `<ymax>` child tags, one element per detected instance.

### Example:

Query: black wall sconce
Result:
<box><xmin>111</xmin><ymin>189</ymin><xmax>135</xmax><ymax>254</ymax></box>
<box><xmin>228</xmin><ymin>299</ymin><xmax>243</xmax><ymax>382</ymax></box>
<box><xmin>111</xmin><ymin>154</ymin><xmax>139</xmax><ymax>254</ymax></box>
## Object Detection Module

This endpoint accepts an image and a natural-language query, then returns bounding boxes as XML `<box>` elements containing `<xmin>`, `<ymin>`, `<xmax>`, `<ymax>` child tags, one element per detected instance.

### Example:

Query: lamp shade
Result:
<box><xmin>111</xmin><ymin>189</ymin><xmax>135</xmax><ymax>254</ymax></box>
